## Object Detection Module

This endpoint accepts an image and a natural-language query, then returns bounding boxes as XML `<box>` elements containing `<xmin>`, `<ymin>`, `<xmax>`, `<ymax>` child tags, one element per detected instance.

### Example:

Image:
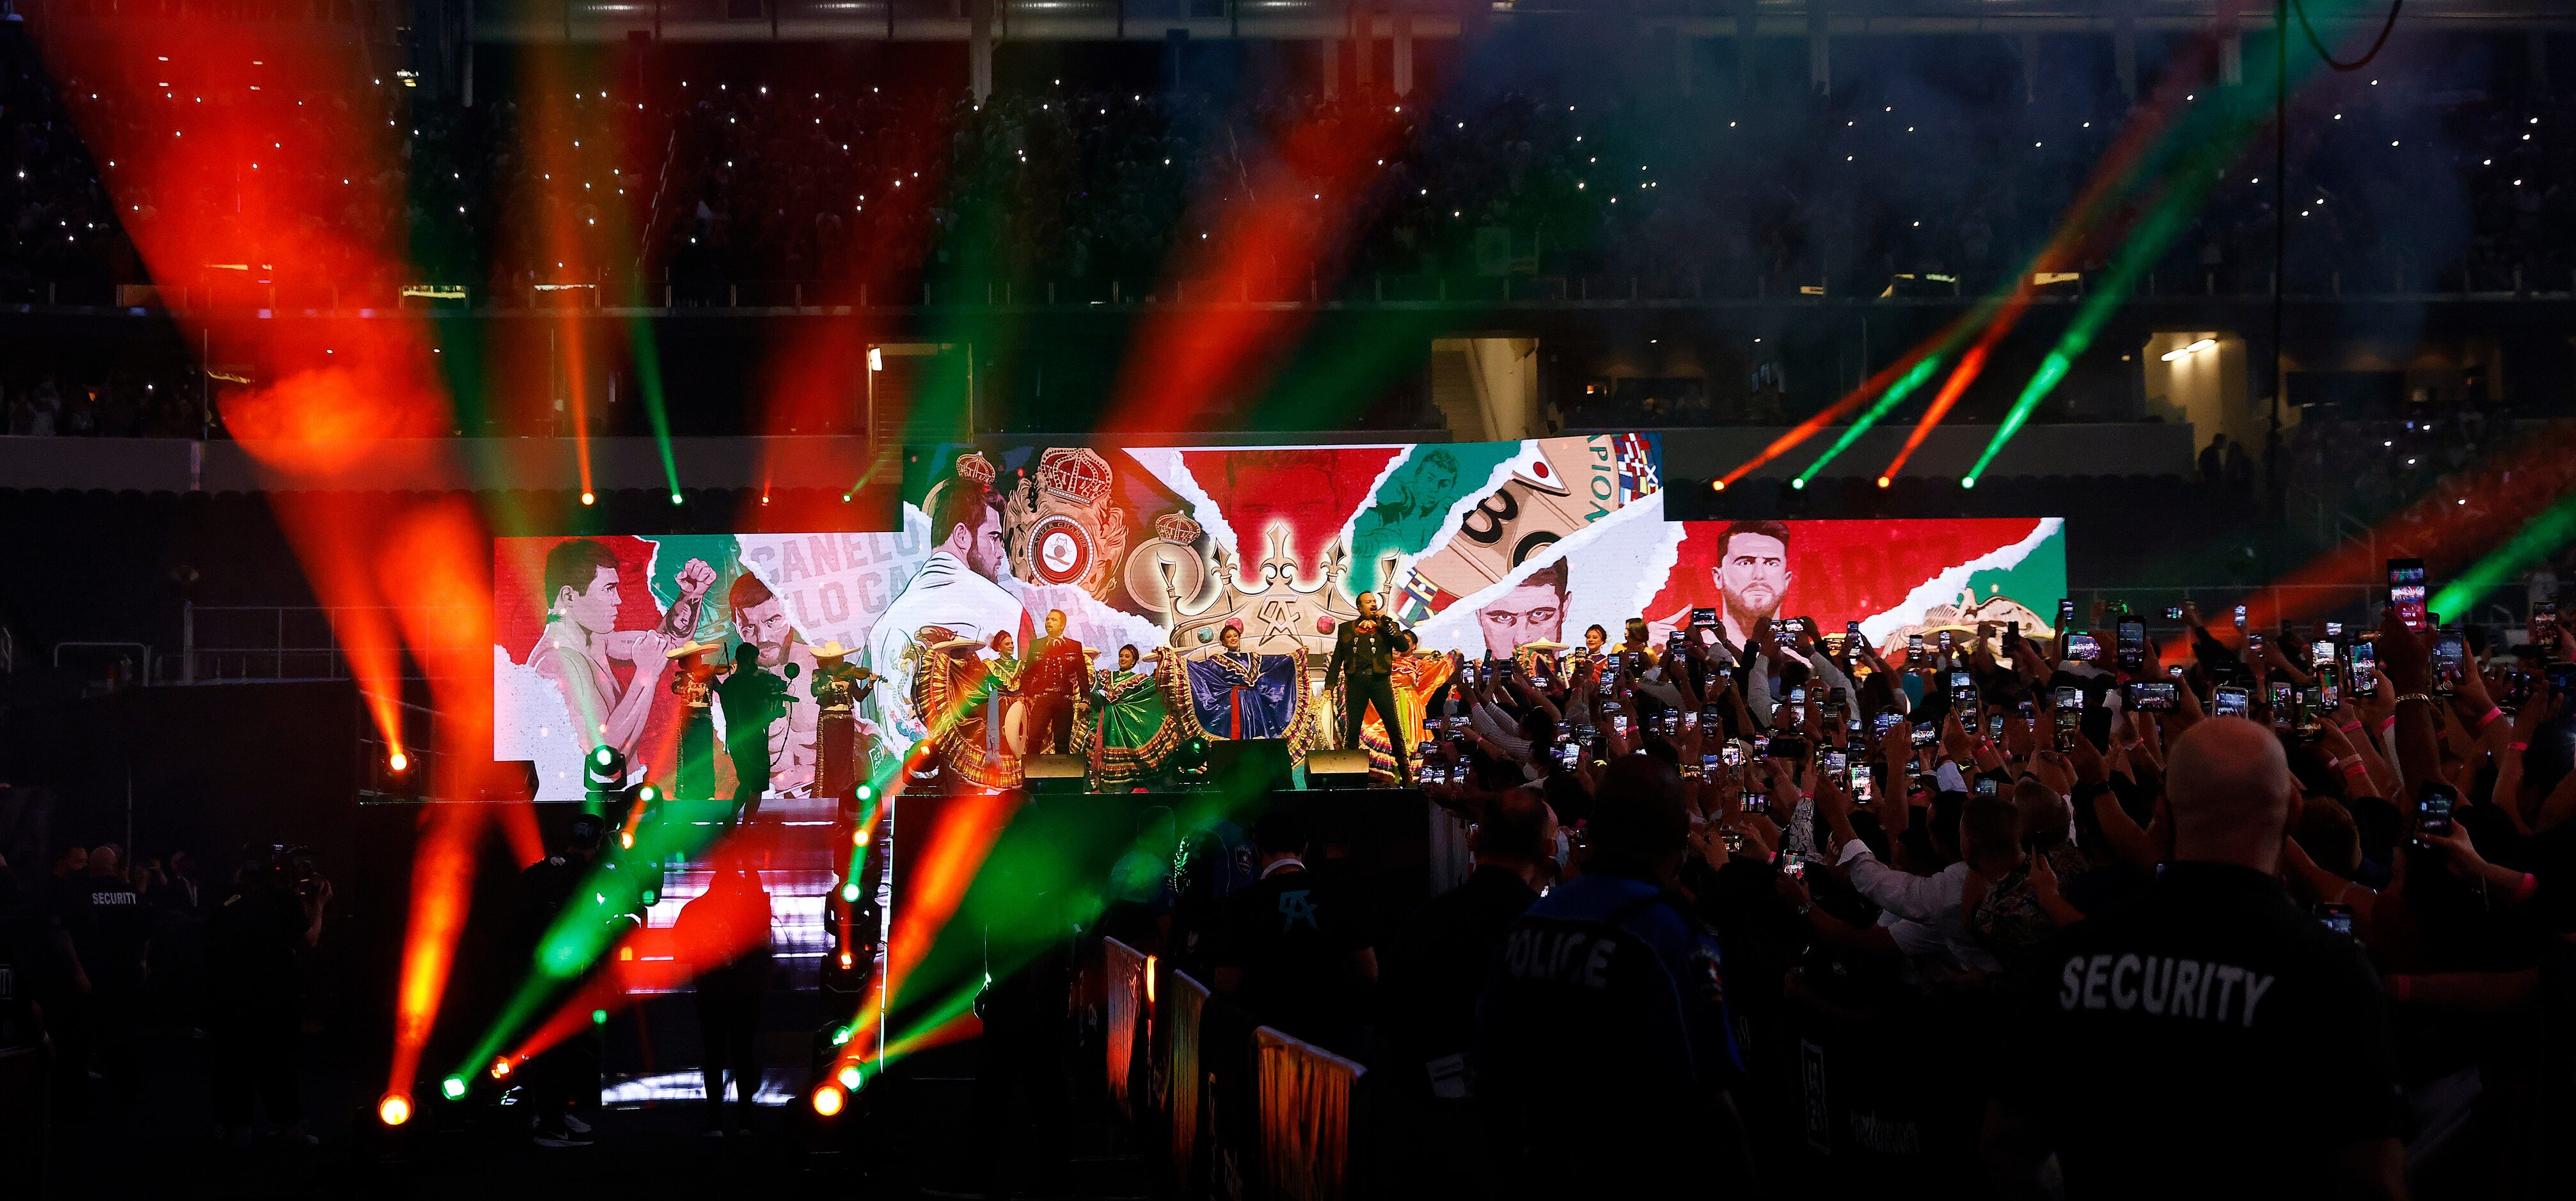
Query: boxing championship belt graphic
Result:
<box><xmin>1006</xmin><ymin>447</ymin><xmax>1129</xmax><ymax>600</ymax></box>
<box><xmin>1405</xmin><ymin>439</ymin><xmax>1615</xmax><ymax>606</ymax></box>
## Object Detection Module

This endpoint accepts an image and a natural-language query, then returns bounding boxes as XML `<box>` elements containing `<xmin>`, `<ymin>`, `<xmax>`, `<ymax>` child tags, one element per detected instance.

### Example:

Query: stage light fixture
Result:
<box><xmin>837</xmin><ymin>1065</ymin><xmax>864</xmax><ymax>1090</ymax></box>
<box><xmin>1877</xmin><ymin>476</ymin><xmax>1892</xmax><ymax>489</ymax></box>
<box><xmin>669</xmin><ymin>492</ymin><xmax>683</xmax><ymax>506</ymax></box>
<box><xmin>592</xmin><ymin>1009</ymin><xmax>608</xmax><ymax>1025</ymax></box>
<box><xmin>841</xmin><ymin>882</ymin><xmax>862</xmax><ymax>902</ymax></box>
<box><xmin>489</xmin><ymin>1056</ymin><xmax>514</xmax><ymax>1079</ymax></box>
<box><xmin>1961</xmin><ymin>476</ymin><xmax>1978</xmax><ymax>489</ymax></box>
<box><xmin>441</xmin><ymin>1076</ymin><xmax>467</xmax><ymax>1101</ymax></box>
<box><xmin>812</xmin><ymin>1084</ymin><xmax>846</xmax><ymax>1117</ymax></box>
<box><xmin>856</xmin><ymin>783</ymin><xmax>874</xmax><ymax>802</ymax></box>
<box><xmin>1711</xmin><ymin>480</ymin><xmax>1725</xmax><ymax>492</ymax></box>
<box><xmin>1790</xmin><ymin>479</ymin><xmax>1805</xmax><ymax>490</ymax></box>
<box><xmin>388</xmin><ymin>751</ymin><xmax>409</xmax><ymax>772</ymax></box>
<box><xmin>580</xmin><ymin>491</ymin><xmax>596</xmax><ymax>506</ymax></box>
<box><xmin>377</xmin><ymin>1093</ymin><xmax>412</xmax><ymax>1126</ymax></box>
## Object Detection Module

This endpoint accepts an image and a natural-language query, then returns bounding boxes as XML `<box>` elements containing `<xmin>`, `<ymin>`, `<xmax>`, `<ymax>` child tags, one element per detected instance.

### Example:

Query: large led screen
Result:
<box><xmin>493</xmin><ymin>434</ymin><xmax>2063</xmax><ymax>799</ymax></box>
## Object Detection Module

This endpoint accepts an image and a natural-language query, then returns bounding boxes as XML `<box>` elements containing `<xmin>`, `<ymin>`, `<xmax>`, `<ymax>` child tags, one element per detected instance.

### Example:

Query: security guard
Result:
<box><xmin>1325</xmin><ymin>592</ymin><xmax>1418</xmax><ymax>783</ymax></box>
<box><xmin>1474</xmin><ymin>755</ymin><xmax>1757</xmax><ymax>1195</ymax></box>
<box><xmin>1983</xmin><ymin>718</ymin><xmax>2407</xmax><ymax>1200</ymax></box>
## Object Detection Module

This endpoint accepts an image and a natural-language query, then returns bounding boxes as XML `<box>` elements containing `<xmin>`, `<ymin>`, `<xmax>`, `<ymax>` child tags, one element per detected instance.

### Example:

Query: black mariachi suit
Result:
<box><xmin>1327</xmin><ymin>613</ymin><xmax>1417</xmax><ymax>778</ymax></box>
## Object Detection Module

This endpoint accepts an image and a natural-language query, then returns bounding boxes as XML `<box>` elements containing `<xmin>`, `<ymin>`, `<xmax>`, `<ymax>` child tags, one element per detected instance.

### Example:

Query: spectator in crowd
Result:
<box><xmin>1379</xmin><ymin>785</ymin><xmax>1556</xmax><ymax>1191</ymax></box>
<box><xmin>513</xmin><ymin>813</ymin><xmax>608</xmax><ymax>1148</ymax></box>
<box><xmin>204</xmin><ymin>845</ymin><xmax>329</xmax><ymax>1148</ymax></box>
<box><xmin>66</xmin><ymin>843</ymin><xmax>147</xmax><ymax>1111</ymax></box>
<box><xmin>1208</xmin><ymin>808</ymin><xmax>1376</xmax><ymax>1055</ymax></box>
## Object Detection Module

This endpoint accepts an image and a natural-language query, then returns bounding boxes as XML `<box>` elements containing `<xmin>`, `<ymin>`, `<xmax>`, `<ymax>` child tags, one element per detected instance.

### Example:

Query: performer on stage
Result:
<box><xmin>1182</xmin><ymin>623</ymin><xmax>1302</xmax><ymax>739</ymax></box>
<box><xmin>1087</xmin><ymin>645</ymin><xmax>1178</xmax><ymax>787</ymax></box>
<box><xmin>806</xmin><ymin>641</ymin><xmax>880</xmax><ymax>800</ymax></box>
<box><xmin>716</xmin><ymin>641</ymin><xmax>794</xmax><ymax>817</ymax></box>
<box><xmin>1325</xmin><ymin>592</ymin><xmax>1418</xmax><ymax>783</ymax></box>
<box><xmin>1023</xmin><ymin>609</ymin><xmax>1087</xmax><ymax>756</ymax></box>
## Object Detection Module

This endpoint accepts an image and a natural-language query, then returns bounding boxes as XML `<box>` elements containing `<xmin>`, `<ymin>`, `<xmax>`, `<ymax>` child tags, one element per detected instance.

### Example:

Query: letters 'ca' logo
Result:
<box><xmin>1277</xmin><ymin>888</ymin><xmax>1319</xmax><ymax>932</ymax></box>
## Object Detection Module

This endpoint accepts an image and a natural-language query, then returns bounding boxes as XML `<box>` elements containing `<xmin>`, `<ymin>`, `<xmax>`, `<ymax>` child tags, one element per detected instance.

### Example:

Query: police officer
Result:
<box><xmin>1982</xmin><ymin>717</ymin><xmax>2407</xmax><ymax>1200</ymax></box>
<box><xmin>1325</xmin><ymin>592</ymin><xmax>1418</xmax><ymax>784</ymax></box>
<box><xmin>1475</xmin><ymin>755</ymin><xmax>1757</xmax><ymax>1196</ymax></box>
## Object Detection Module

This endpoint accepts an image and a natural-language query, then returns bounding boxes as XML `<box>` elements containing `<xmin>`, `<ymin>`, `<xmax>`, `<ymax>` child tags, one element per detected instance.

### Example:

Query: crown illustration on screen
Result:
<box><xmin>1153</xmin><ymin>510</ymin><xmax>1204</xmax><ymax>546</ymax></box>
<box><xmin>954</xmin><ymin>451</ymin><xmax>996</xmax><ymax>488</ymax></box>
<box><xmin>1037</xmin><ymin>447</ymin><xmax>1113</xmax><ymax>507</ymax></box>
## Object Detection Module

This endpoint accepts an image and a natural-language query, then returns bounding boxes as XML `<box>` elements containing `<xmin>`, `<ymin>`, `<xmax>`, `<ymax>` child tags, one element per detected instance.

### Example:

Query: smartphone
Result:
<box><xmin>2316</xmin><ymin>663</ymin><xmax>2340</xmax><ymax>707</ymax></box>
<box><xmin>2233</xmin><ymin>604</ymin><xmax>2249</xmax><ymax>630</ymax></box>
<box><xmin>1416</xmin><ymin>741</ymin><xmax>1437</xmax><ymax>760</ymax></box>
<box><xmin>1682</xmin><ymin>710</ymin><xmax>1701</xmax><ymax>732</ymax></box>
<box><xmin>1721</xmin><ymin>742</ymin><xmax>1744</xmax><ymax>767</ymax></box>
<box><xmin>1660</xmin><ymin>712</ymin><xmax>1680</xmax><ymax>737</ymax></box>
<box><xmin>1908</xmin><ymin>632</ymin><xmax>1925</xmax><ymax>656</ymax></box>
<box><xmin>1948</xmin><ymin>671</ymin><xmax>1973</xmax><ymax>691</ymax></box>
<box><xmin>1613</xmin><ymin>714</ymin><xmax>1631</xmax><ymax>737</ymax></box>
<box><xmin>2124</xmin><ymin>680</ymin><xmax>2178</xmax><ymax>711</ymax></box>
<box><xmin>1751</xmin><ymin>734</ymin><xmax>1772</xmax><ymax>757</ymax></box>
<box><xmin>2163</xmin><ymin>606</ymin><xmax>2185</xmax><ymax>622</ymax></box>
<box><xmin>2316</xmin><ymin>903</ymin><xmax>2355</xmax><ymax>938</ymax></box>
<box><xmin>1853</xmin><ymin>771</ymin><xmax>1876</xmax><ymax>803</ymax></box>
<box><xmin>1772</xmin><ymin>622</ymin><xmax>1796</xmax><ymax>647</ymax></box>
<box><xmin>2432</xmin><ymin>629</ymin><xmax>2466</xmax><ymax>696</ymax></box>
<box><xmin>1556</xmin><ymin>741</ymin><xmax>1581</xmax><ymax>769</ymax></box>
<box><xmin>1700</xmin><ymin>704</ymin><xmax>1723</xmax><ymax>728</ymax></box>
<box><xmin>2007</xmin><ymin>620</ymin><xmax>2022</xmax><ymax>646</ymax></box>
<box><xmin>2310</xmin><ymin>639</ymin><xmax>2335</xmax><ymax>670</ymax></box>
<box><xmin>1821</xmin><ymin>748</ymin><xmax>1849</xmax><ymax>777</ymax></box>
<box><xmin>2116</xmin><ymin>617</ymin><xmax>2146</xmax><ymax>668</ymax></box>
<box><xmin>1975</xmin><ymin>776</ymin><xmax>2000</xmax><ymax>799</ymax></box>
<box><xmin>2248</xmin><ymin>632</ymin><xmax>2266</xmax><ymax>659</ymax></box>
<box><xmin>1788</xmin><ymin>686</ymin><xmax>1808</xmax><ymax>706</ymax></box>
<box><xmin>1938</xmin><ymin>630</ymin><xmax>1954</xmax><ymax>652</ymax></box>
<box><xmin>2267</xmin><ymin>682</ymin><xmax>2294</xmax><ymax>731</ymax></box>
<box><xmin>2325</xmin><ymin>621</ymin><xmax>2344</xmax><ymax>638</ymax></box>
<box><xmin>2536</xmin><ymin>601</ymin><xmax>2561</xmax><ymax>656</ymax></box>
<box><xmin>1744</xmin><ymin>791</ymin><xmax>1771</xmax><ymax>815</ymax></box>
<box><xmin>1986</xmin><ymin>712</ymin><xmax>2006</xmax><ymax>739</ymax></box>
<box><xmin>1872</xmin><ymin>712</ymin><xmax>1902</xmax><ymax>740</ymax></box>
<box><xmin>2053</xmin><ymin>685</ymin><xmax>2083</xmax><ymax>710</ymax></box>
<box><xmin>2296</xmin><ymin>687</ymin><xmax>2325</xmax><ymax>737</ymax></box>
<box><xmin>2388</xmin><ymin>558</ymin><xmax>2428</xmax><ymax>632</ymax></box>
<box><xmin>2350</xmin><ymin>640</ymin><xmax>2379</xmax><ymax>696</ymax></box>
<box><xmin>1666</xmin><ymin>629</ymin><xmax>1687</xmax><ymax>654</ymax></box>
<box><xmin>1461</xmin><ymin>663</ymin><xmax>1478</xmax><ymax>686</ymax></box>
<box><xmin>1721</xmin><ymin>829</ymin><xmax>1746</xmax><ymax>854</ymax></box>
<box><xmin>1911</xmin><ymin>722</ymin><xmax>1939</xmax><ymax>747</ymax></box>
<box><xmin>1691</xmin><ymin>606</ymin><xmax>1718</xmax><ymax>629</ymax></box>
<box><xmin>2214</xmin><ymin>685</ymin><xmax>2251</xmax><ymax>718</ymax></box>
<box><xmin>2413</xmin><ymin>785</ymin><xmax>2456</xmax><ymax>849</ymax></box>
<box><xmin>1781</xmin><ymin>859</ymin><xmax>1807</xmax><ymax>881</ymax></box>
<box><xmin>2057</xmin><ymin>598</ymin><xmax>2077</xmax><ymax>635</ymax></box>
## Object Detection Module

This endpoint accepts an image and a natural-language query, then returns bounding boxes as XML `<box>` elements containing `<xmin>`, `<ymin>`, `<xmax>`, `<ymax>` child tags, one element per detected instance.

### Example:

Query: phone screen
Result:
<box><xmin>2163</xmin><ymin>606</ymin><xmax>2185</xmax><ymax>622</ymax></box>
<box><xmin>1691</xmin><ymin>606</ymin><xmax>1718</xmax><ymax>629</ymax></box>
<box><xmin>1948</xmin><ymin>671</ymin><xmax>1972</xmax><ymax>690</ymax></box>
<box><xmin>1788</xmin><ymin>687</ymin><xmax>1808</xmax><ymax>705</ymax></box>
<box><xmin>2389</xmin><ymin>558</ymin><xmax>2428</xmax><ymax>632</ymax></box>
<box><xmin>1908</xmin><ymin>633</ymin><xmax>1925</xmax><ymax>655</ymax></box>
<box><xmin>2317</xmin><ymin>905</ymin><xmax>2355</xmax><ymax>937</ymax></box>
<box><xmin>1938</xmin><ymin>631</ymin><xmax>1954</xmax><ymax>651</ymax></box>
<box><xmin>2124</xmin><ymin>681</ymin><xmax>2177</xmax><ymax>711</ymax></box>
<box><xmin>2067</xmin><ymin>632</ymin><xmax>2101</xmax><ymax>662</ymax></box>
<box><xmin>1911</xmin><ymin>723</ymin><xmax>1938</xmax><ymax>746</ymax></box>
<box><xmin>2431</xmin><ymin>631</ymin><xmax>2466</xmax><ymax>695</ymax></box>
<box><xmin>1872</xmin><ymin>712</ymin><xmax>1901</xmax><ymax>740</ymax></box>
<box><xmin>2418</xmin><ymin>790</ymin><xmax>2456</xmax><ymax>836</ymax></box>
<box><xmin>1852</xmin><ymin>771</ymin><xmax>1875</xmax><ymax>803</ymax></box>
<box><xmin>2117</xmin><ymin>618</ymin><xmax>2146</xmax><ymax>666</ymax></box>
<box><xmin>2233</xmin><ymin>604</ymin><xmax>2249</xmax><ymax>629</ymax></box>
<box><xmin>2215</xmin><ymin>686</ymin><xmax>2250</xmax><ymax>718</ymax></box>
<box><xmin>2311</xmin><ymin>639</ymin><xmax>2335</xmax><ymax>669</ymax></box>
<box><xmin>1821</xmin><ymin>748</ymin><xmax>1849</xmax><ymax>775</ymax></box>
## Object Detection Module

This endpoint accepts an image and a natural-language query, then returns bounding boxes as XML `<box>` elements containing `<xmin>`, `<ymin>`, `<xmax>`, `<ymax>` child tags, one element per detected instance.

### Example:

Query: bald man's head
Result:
<box><xmin>2165</xmin><ymin>717</ymin><xmax>2295</xmax><ymax>870</ymax></box>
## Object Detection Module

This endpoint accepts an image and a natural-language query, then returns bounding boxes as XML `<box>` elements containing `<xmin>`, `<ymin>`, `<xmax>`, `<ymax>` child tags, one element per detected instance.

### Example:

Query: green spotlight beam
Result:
<box><xmin>626</xmin><ymin>312</ymin><xmax>683</xmax><ymax>501</ymax></box>
<box><xmin>2430</xmin><ymin>492</ymin><xmax>2576</xmax><ymax>621</ymax></box>
<box><xmin>1794</xmin><ymin>354</ymin><xmax>1947</xmax><ymax>485</ymax></box>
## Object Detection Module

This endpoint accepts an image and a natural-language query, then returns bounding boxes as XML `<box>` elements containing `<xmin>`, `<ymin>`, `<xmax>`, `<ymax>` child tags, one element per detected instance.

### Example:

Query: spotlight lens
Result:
<box><xmin>377</xmin><ymin>1094</ymin><xmax>412</xmax><ymax>1126</ymax></box>
<box><xmin>580</xmin><ymin>491</ymin><xmax>596</xmax><ymax>505</ymax></box>
<box><xmin>491</xmin><ymin>1058</ymin><xmax>513</xmax><ymax>1079</ymax></box>
<box><xmin>441</xmin><ymin>1076</ymin><xmax>466</xmax><ymax>1100</ymax></box>
<box><xmin>670</xmin><ymin>493</ymin><xmax>683</xmax><ymax>505</ymax></box>
<box><xmin>1790</xmin><ymin>478</ymin><xmax>1806</xmax><ymax>490</ymax></box>
<box><xmin>841</xmin><ymin>884</ymin><xmax>862</xmax><ymax>902</ymax></box>
<box><xmin>597</xmin><ymin>748</ymin><xmax>613</xmax><ymax>766</ymax></box>
<box><xmin>1961</xmin><ymin>476</ymin><xmax>1978</xmax><ymax>489</ymax></box>
<box><xmin>812</xmin><ymin>1084</ymin><xmax>846</xmax><ymax>1117</ymax></box>
<box><xmin>837</xmin><ymin>1065</ymin><xmax>864</xmax><ymax>1090</ymax></box>
<box><xmin>1876</xmin><ymin>476</ymin><xmax>1892</xmax><ymax>489</ymax></box>
<box><xmin>855</xmin><ymin>783</ymin><xmax>874</xmax><ymax>802</ymax></box>
<box><xmin>592</xmin><ymin>1009</ymin><xmax>609</xmax><ymax>1025</ymax></box>
<box><xmin>388</xmin><ymin>751</ymin><xmax>409</xmax><ymax>772</ymax></box>
<box><xmin>1711</xmin><ymin>480</ymin><xmax>1726</xmax><ymax>492</ymax></box>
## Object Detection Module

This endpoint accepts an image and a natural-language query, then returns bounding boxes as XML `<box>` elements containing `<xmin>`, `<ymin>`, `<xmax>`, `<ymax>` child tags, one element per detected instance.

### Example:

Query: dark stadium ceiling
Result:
<box><xmin>461</xmin><ymin>0</ymin><xmax>2575</xmax><ymax>42</ymax></box>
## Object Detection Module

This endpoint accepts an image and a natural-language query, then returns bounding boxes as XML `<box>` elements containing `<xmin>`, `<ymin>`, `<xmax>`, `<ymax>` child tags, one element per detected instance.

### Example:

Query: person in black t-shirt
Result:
<box><xmin>71</xmin><ymin>845</ymin><xmax>150</xmax><ymax>1109</ymax></box>
<box><xmin>205</xmin><ymin>847</ymin><xmax>328</xmax><ymax>1145</ymax></box>
<box><xmin>1208</xmin><ymin>809</ymin><xmax>1375</xmax><ymax>1054</ymax></box>
<box><xmin>517</xmin><ymin>813</ymin><xmax>609</xmax><ymax>1147</ymax></box>
<box><xmin>1982</xmin><ymin>717</ymin><xmax>2407</xmax><ymax>1200</ymax></box>
<box><xmin>1380</xmin><ymin>785</ymin><xmax>1556</xmax><ymax>1194</ymax></box>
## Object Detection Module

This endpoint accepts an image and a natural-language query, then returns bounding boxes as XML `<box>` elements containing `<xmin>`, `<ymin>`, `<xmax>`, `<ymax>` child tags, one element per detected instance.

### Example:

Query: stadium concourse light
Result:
<box><xmin>2160</xmin><ymin>337</ymin><xmax>2218</xmax><ymax>363</ymax></box>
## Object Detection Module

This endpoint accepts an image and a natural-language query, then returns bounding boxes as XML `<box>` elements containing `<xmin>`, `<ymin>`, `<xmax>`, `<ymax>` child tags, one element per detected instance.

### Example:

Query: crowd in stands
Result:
<box><xmin>4</xmin><ymin>33</ymin><xmax>2572</xmax><ymax>307</ymax></box>
<box><xmin>1093</xmin><ymin>582</ymin><xmax>2576</xmax><ymax>1193</ymax></box>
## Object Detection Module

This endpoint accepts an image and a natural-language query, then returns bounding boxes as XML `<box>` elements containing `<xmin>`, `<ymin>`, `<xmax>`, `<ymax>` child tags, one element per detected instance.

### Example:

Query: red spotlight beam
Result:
<box><xmin>1098</xmin><ymin>101</ymin><xmax>1412</xmax><ymax>437</ymax></box>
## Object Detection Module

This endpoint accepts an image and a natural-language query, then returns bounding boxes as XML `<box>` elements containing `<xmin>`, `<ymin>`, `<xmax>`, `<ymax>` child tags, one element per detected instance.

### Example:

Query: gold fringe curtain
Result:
<box><xmin>1254</xmin><ymin>1026</ymin><xmax>1367</xmax><ymax>1201</ymax></box>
